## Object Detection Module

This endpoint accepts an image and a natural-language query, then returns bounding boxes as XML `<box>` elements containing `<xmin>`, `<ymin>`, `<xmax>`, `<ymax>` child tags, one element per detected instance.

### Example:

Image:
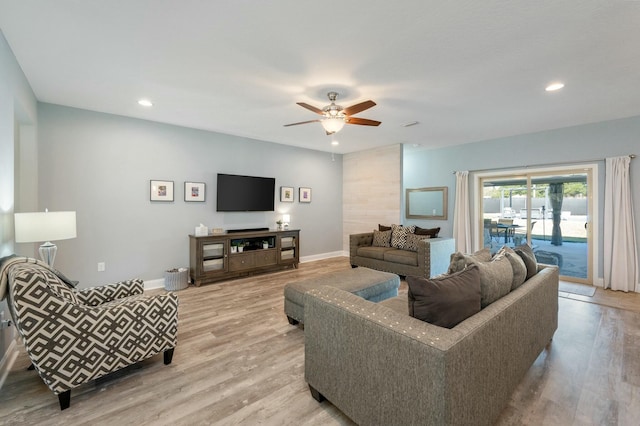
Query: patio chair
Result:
<box><xmin>0</xmin><ymin>257</ymin><xmax>178</xmax><ymax>410</ymax></box>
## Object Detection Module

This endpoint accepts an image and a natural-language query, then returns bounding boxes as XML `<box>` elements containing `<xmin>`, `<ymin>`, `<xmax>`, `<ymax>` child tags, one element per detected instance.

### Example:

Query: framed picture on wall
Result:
<box><xmin>299</xmin><ymin>187</ymin><xmax>312</xmax><ymax>203</ymax></box>
<box><xmin>185</xmin><ymin>181</ymin><xmax>206</xmax><ymax>202</ymax></box>
<box><xmin>150</xmin><ymin>180</ymin><xmax>174</xmax><ymax>202</ymax></box>
<box><xmin>280</xmin><ymin>186</ymin><xmax>294</xmax><ymax>202</ymax></box>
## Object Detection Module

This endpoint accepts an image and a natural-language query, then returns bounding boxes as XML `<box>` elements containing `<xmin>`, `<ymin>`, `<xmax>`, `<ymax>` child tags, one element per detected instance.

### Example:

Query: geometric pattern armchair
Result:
<box><xmin>0</xmin><ymin>257</ymin><xmax>178</xmax><ymax>410</ymax></box>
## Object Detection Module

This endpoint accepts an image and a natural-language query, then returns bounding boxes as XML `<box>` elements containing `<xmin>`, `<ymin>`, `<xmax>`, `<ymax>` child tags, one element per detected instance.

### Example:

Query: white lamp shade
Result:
<box><xmin>282</xmin><ymin>214</ymin><xmax>291</xmax><ymax>223</ymax></box>
<box><xmin>15</xmin><ymin>211</ymin><xmax>77</xmax><ymax>243</ymax></box>
<box><xmin>321</xmin><ymin>117</ymin><xmax>345</xmax><ymax>134</ymax></box>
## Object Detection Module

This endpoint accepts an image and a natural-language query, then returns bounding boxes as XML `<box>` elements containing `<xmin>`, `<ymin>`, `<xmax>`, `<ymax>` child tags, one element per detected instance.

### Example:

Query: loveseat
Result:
<box><xmin>304</xmin><ymin>256</ymin><xmax>559</xmax><ymax>425</ymax></box>
<box><xmin>350</xmin><ymin>232</ymin><xmax>455</xmax><ymax>278</ymax></box>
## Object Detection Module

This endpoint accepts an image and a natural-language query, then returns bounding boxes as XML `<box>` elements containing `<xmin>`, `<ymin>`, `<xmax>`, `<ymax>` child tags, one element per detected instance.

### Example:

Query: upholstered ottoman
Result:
<box><xmin>284</xmin><ymin>267</ymin><xmax>400</xmax><ymax>325</ymax></box>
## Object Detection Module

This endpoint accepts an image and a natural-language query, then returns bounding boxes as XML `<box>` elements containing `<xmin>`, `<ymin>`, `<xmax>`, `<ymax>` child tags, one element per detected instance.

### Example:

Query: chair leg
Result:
<box><xmin>164</xmin><ymin>348</ymin><xmax>175</xmax><ymax>365</ymax></box>
<box><xmin>309</xmin><ymin>385</ymin><xmax>325</xmax><ymax>403</ymax></box>
<box><xmin>58</xmin><ymin>390</ymin><xmax>71</xmax><ymax>410</ymax></box>
<box><xmin>27</xmin><ymin>363</ymin><xmax>35</xmax><ymax>371</ymax></box>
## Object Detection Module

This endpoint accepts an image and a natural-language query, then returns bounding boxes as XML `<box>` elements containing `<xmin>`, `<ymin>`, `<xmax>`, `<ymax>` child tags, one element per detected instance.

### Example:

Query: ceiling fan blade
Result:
<box><xmin>296</xmin><ymin>102</ymin><xmax>324</xmax><ymax>115</ymax></box>
<box><xmin>283</xmin><ymin>119</ymin><xmax>321</xmax><ymax>127</ymax></box>
<box><xmin>345</xmin><ymin>117</ymin><xmax>381</xmax><ymax>126</ymax></box>
<box><xmin>342</xmin><ymin>100</ymin><xmax>376</xmax><ymax>116</ymax></box>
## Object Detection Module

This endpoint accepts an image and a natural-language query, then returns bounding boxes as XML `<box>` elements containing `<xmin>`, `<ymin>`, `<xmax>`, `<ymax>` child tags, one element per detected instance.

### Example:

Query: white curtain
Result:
<box><xmin>453</xmin><ymin>171</ymin><xmax>471</xmax><ymax>253</ymax></box>
<box><xmin>603</xmin><ymin>156</ymin><xmax>639</xmax><ymax>292</ymax></box>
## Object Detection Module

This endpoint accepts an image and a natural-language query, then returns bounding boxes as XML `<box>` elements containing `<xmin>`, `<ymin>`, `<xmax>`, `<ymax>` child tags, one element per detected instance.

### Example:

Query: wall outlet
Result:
<box><xmin>97</xmin><ymin>262</ymin><xmax>105</xmax><ymax>272</ymax></box>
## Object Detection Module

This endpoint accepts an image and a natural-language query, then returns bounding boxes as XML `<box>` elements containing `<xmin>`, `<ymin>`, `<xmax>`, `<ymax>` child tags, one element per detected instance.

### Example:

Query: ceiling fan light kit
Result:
<box><xmin>285</xmin><ymin>91</ymin><xmax>380</xmax><ymax>135</ymax></box>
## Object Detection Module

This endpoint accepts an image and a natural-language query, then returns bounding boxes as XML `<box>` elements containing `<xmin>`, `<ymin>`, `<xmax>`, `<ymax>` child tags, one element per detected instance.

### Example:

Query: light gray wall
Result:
<box><xmin>0</xmin><ymin>30</ymin><xmax>38</xmax><ymax>368</ymax></box>
<box><xmin>403</xmin><ymin>115</ymin><xmax>640</xmax><ymax>279</ymax></box>
<box><xmin>36</xmin><ymin>104</ymin><xmax>343</xmax><ymax>286</ymax></box>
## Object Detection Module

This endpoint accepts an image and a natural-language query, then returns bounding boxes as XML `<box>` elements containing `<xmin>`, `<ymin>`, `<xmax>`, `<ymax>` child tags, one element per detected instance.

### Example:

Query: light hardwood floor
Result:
<box><xmin>1</xmin><ymin>257</ymin><xmax>639</xmax><ymax>425</ymax></box>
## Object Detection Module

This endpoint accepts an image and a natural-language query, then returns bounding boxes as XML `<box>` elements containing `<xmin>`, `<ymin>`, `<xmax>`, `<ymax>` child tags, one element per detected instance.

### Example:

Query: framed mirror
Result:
<box><xmin>406</xmin><ymin>187</ymin><xmax>448</xmax><ymax>220</ymax></box>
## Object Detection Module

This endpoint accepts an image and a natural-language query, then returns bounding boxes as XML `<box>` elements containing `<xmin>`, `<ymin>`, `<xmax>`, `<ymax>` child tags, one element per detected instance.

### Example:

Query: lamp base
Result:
<box><xmin>39</xmin><ymin>242</ymin><xmax>58</xmax><ymax>268</ymax></box>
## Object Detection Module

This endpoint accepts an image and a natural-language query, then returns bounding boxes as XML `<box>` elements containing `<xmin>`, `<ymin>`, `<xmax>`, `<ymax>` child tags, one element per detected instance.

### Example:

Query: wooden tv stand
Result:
<box><xmin>189</xmin><ymin>229</ymin><xmax>300</xmax><ymax>286</ymax></box>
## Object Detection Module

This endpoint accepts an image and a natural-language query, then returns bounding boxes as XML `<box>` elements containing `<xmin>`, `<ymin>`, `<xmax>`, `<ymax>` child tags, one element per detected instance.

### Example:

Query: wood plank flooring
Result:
<box><xmin>1</xmin><ymin>257</ymin><xmax>640</xmax><ymax>425</ymax></box>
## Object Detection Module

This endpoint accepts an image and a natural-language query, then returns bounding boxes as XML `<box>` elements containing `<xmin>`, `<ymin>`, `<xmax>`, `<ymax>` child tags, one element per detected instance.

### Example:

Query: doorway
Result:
<box><xmin>478</xmin><ymin>166</ymin><xmax>594</xmax><ymax>284</ymax></box>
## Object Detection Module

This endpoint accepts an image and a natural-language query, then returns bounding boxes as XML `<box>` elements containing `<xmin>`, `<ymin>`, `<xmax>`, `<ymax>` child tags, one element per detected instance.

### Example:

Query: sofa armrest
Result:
<box><xmin>415</xmin><ymin>237</ymin><xmax>456</xmax><ymax>277</ymax></box>
<box><xmin>74</xmin><ymin>279</ymin><xmax>144</xmax><ymax>306</ymax></box>
<box><xmin>349</xmin><ymin>232</ymin><xmax>374</xmax><ymax>258</ymax></box>
<box><xmin>304</xmin><ymin>285</ymin><xmax>462</xmax><ymax>425</ymax></box>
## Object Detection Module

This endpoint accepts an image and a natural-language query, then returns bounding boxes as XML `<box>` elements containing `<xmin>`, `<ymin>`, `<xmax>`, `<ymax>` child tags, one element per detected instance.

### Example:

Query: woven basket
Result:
<box><xmin>164</xmin><ymin>269</ymin><xmax>189</xmax><ymax>291</ymax></box>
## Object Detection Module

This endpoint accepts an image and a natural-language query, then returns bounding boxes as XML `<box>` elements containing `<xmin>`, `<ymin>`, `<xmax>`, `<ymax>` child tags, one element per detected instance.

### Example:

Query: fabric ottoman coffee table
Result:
<box><xmin>284</xmin><ymin>267</ymin><xmax>400</xmax><ymax>325</ymax></box>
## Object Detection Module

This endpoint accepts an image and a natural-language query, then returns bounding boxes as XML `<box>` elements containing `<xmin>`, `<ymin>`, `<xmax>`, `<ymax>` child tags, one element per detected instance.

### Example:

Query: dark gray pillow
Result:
<box><xmin>407</xmin><ymin>264</ymin><xmax>481</xmax><ymax>329</ymax></box>
<box><xmin>414</xmin><ymin>226</ymin><xmax>440</xmax><ymax>238</ymax></box>
<box><xmin>514</xmin><ymin>243</ymin><xmax>537</xmax><ymax>280</ymax></box>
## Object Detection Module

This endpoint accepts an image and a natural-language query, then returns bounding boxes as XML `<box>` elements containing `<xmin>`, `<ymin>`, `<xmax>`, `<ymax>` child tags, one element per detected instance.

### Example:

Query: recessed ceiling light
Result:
<box><xmin>331</xmin><ymin>140</ymin><xmax>339</xmax><ymax>146</ymax></box>
<box><xmin>545</xmin><ymin>83</ymin><xmax>565</xmax><ymax>92</ymax></box>
<box><xmin>138</xmin><ymin>99</ymin><xmax>153</xmax><ymax>107</ymax></box>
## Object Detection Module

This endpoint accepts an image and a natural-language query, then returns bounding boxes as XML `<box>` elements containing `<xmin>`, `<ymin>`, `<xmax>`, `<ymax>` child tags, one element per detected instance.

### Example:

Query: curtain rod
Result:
<box><xmin>452</xmin><ymin>154</ymin><xmax>635</xmax><ymax>174</ymax></box>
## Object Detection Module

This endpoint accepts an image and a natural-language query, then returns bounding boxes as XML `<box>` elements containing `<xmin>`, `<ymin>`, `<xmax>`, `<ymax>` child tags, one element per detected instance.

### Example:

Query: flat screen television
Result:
<box><xmin>216</xmin><ymin>173</ymin><xmax>275</xmax><ymax>212</ymax></box>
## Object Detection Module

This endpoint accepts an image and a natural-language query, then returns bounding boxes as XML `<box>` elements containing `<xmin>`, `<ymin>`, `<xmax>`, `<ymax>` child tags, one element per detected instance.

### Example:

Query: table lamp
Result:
<box><xmin>282</xmin><ymin>214</ymin><xmax>290</xmax><ymax>230</ymax></box>
<box><xmin>14</xmin><ymin>209</ymin><xmax>77</xmax><ymax>267</ymax></box>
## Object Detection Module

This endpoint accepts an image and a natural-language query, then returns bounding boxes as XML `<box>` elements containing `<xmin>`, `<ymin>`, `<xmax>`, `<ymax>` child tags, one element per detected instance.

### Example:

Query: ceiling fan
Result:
<box><xmin>284</xmin><ymin>91</ymin><xmax>381</xmax><ymax>135</ymax></box>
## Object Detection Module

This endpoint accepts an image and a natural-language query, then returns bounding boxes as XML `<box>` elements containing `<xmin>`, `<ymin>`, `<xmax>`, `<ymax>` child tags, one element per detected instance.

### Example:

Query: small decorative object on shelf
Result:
<box><xmin>263</xmin><ymin>241</ymin><xmax>269</xmax><ymax>249</ymax></box>
<box><xmin>276</xmin><ymin>220</ymin><xmax>283</xmax><ymax>230</ymax></box>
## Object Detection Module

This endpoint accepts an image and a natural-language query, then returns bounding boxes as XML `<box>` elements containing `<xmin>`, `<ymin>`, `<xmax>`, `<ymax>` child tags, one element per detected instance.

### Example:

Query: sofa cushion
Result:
<box><xmin>497</xmin><ymin>246</ymin><xmax>527</xmax><ymax>290</ymax></box>
<box><xmin>391</xmin><ymin>224</ymin><xmax>415</xmax><ymax>249</ymax></box>
<box><xmin>357</xmin><ymin>246</ymin><xmax>395</xmax><ymax>261</ymax></box>
<box><xmin>414</xmin><ymin>226</ymin><xmax>440</xmax><ymax>238</ymax></box>
<box><xmin>372</xmin><ymin>229</ymin><xmax>392</xmax><ymax>247</ymax></box>
<box><xmin>448</xmin><ymin>248</ymin><xmax>491</xmax><ymax>274</ymax></box>
<box><xmin>383</xmin><ymin>249</ymin><xmax>418</xmax><ymax>266</ymax></box>
<box><xmin>514</xmin><ymin>243</ymin><xmax>538</xmax><ymax>280</ymax></box>
<box><xmin>404</xmin><ymin>233</ymin><xmax>429</xmax><ymax>252</ymax></box>
<box><xmin>407</xmin><ymin>264</ymin><xmax>481</xmax><ymax>328</ymax></box>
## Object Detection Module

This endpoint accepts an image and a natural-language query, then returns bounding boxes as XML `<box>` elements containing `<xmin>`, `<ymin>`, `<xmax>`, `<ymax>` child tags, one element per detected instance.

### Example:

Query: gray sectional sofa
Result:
<box><xmin>350</xmin><ymin>233</ymin><xmax>455</xmax><ymax>278</ymax></box>
<box><xmin>304</xmin><ymin>264</ymin><xmax>559</xmax><ymax>426</ymax></box>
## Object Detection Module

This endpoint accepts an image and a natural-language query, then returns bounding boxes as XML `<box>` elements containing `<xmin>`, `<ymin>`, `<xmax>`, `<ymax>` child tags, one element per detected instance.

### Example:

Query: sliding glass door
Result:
<box><xmin>480</xmin><ymin>168</ymin><xmax>593</xmax><ymax>284</ymax></box>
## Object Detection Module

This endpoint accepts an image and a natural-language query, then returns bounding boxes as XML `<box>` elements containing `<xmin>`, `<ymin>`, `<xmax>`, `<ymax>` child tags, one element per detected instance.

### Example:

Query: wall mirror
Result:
<box><xmin>406</xmin><ymin>187</ymin><xmax>448</xmax><ymax>220</ymax></box>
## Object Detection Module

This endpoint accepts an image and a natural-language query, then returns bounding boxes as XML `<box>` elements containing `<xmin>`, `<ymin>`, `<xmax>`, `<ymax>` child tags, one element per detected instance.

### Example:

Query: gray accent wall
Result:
<box><xmin>403</xmin><ymin>115</ymin><xmax>640</xmax><ymax>280</ymax></box>
<box><xmin>36</xmin><ymin>104</ymin><xmax>343</xmax><ymax>286</ymax></box>
<box><xmin>0</xmin><ymin>30</ymin><xmax>38</xmax><ymax>370</ymax></box>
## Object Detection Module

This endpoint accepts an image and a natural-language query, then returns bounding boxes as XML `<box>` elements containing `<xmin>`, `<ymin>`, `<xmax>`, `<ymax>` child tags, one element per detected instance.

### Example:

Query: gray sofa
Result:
<box><xmin>304</xmin><ymin>264</ymin><xmax>559</xmax><ymax>426</ymax></box>
<box><xmin>350</xmin><ymin>233</ymin><xmax>455</xmax><ymax>278</ymax></box>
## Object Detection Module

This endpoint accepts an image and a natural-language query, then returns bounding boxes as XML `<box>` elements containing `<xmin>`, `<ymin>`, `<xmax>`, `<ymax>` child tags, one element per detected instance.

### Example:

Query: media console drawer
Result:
<box><xmin>229</xmin><ymin>252</ymin><xmax>256</xmax><ymax>271</ymax></box>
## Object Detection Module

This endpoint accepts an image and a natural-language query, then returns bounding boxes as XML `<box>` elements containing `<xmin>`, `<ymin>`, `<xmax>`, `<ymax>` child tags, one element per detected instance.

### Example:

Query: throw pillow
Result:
<box><xmin>372</xmin><ymin>229</ymin><xmax>392</xmax><ymax>247</ymax></box>
<box><xmin>407</xmin><ymin>264</ymin><xmax>481</xmax><ymax>329</ymax></box>
<box><xmin>448</xmin><ymin>248</ymin><xmax>492</xmax><ymax>274</ymax></box>
<box><xmin>404</xmin><ymin>233</ymin><xmax>428</xmax><ymax>252</ymax></box>
<box><xmin>378</xmin><ymin>224</ymin><xmax>392</xmax><ymax>232</ymax></box>
<box><xmin>497</xmin><ymin>246</ymin><xmax>527</xmax><ymax>290</ymax></box>
<box><xmin>390</xmin><ymin>224</ymin><xmax>416</xmax><ymax>249</ymax></box>
<box><xmin>514</xmin><ymin>243</ymin><xmax>538</xmax><ymax>280</ymax></box>
<box><xmin>414</xmin><ymin>226</ymin><xmax>440</xmax><ymax>238</ymax></box>
<box><xmin>476</xmin><ymin>254</ymin><xmax>514</xmax><ymax>308</ymax></box>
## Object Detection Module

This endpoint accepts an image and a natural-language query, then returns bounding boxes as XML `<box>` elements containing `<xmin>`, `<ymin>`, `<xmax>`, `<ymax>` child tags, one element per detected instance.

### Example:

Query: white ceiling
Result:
<box><xmin>1</xmin><ymin>1</ymin><xmax>639</xmax><ymax>154</ymax></box>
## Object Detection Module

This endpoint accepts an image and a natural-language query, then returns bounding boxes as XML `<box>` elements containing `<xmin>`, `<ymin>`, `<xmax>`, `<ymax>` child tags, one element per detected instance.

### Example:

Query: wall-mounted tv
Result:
<box><xmin>216</xmin><ymin>173</ymin><xmax>275</xmax><ymax>212</ymax></box>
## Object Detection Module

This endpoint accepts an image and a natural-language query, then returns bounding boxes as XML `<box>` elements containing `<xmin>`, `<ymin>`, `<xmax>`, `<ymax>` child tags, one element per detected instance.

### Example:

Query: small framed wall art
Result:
<box><xmin>280</xmin><ymin>186</ymin><xmax>294</xmax><ymax>202</ymax></box>
<box><xmin>299</xmin><ymin>187</ymin><xmax>312</xmax><ymax>203</ymax></box>
<box><xmin>150</xmin><ymin>180</ymin><xmax>174</xmax><ymax>202</ymax></box>
<box><xmin>185</xmin><ymin>181</ymin><xmax>206</xmax><ymax>202</ymax></box>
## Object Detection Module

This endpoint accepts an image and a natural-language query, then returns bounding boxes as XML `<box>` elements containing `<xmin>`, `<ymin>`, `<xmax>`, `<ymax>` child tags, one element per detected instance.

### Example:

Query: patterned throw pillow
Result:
<box><xmin>372</xmin><ymin>229</ymin><xmax>392</xmax><ymax>247</ymax></box>
<box><xmin>404</xmin><ymin>233</ymin><xmax>429</xmax><ymax>252</ymax></box>
<box><xmin>390</xmin><ymin>224</ymin><xmax>416</xmax><ymax>249</ymax></box>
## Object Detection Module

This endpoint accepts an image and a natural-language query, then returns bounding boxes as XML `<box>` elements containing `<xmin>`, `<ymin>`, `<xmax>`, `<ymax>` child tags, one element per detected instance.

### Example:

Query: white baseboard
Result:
<box><xmin>300</xmin><ymin>251</ymin><xmax>346</xmax><ymax>263</ymax></box>
<box><xmin>144</xmin><ymin>278</ymin><xmax>165</xmax><ymax>291</ymax></box>
<box><xmin>0</xmin><ymin>339</ymin><xmax>18</xmax><ymax>391</ymax></box>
